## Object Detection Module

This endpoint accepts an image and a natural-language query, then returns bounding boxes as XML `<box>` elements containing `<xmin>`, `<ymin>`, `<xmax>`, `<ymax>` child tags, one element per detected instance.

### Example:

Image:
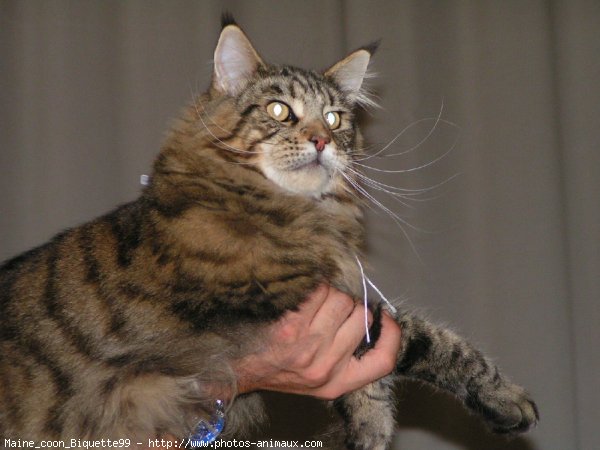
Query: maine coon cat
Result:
<box><xmin>0</xmin><ymin>16</ymin><xmax>538</xmax><ymax>450</ymax></box>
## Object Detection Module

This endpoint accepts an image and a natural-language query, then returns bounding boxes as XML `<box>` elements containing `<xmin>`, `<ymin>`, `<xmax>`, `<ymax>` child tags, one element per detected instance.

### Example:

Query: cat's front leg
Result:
<box><xmin>333</xmin><ymin>375</ymin><xmax>398</xmax><ymax>450</ymax></box>
<box><xmin>395</xmin><ymin>313</ymin><xmax>539</xmax><ymax>434</ymax></box>
<box><xmin>331</xmin><ymin>305</ymin><xmax>397</xmax><ymax>450</ymax></box>
<box><xmin>335</xmin><ymin>311</ymin><xmax>539</xmax><ymax>450</ymax></box>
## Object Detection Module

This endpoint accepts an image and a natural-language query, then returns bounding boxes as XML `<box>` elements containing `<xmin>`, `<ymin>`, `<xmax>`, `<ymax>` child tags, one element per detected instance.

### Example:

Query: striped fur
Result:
<box><xmin>0</xmin><ymin>18</ymin><xmax>537</xmax><ymax>449</ymax></box>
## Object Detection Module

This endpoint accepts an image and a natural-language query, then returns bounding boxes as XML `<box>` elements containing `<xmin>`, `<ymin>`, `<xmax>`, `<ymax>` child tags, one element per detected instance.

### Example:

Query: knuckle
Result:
<box><xmin>337</xmin><ymin>295</ymin><xmax>355</xmax><ymax>315</ymax></box>
<box><xmin>276</xmin><ymin>322</ymin><xmax>298</xmax><ymax>343</ymax></box>
<box><xmin>354</xmin><ymin>304</ymin><xmax>367</xmax><ymax>318</ymax></box>
<box><xmin>304</xmin><ymin>366</ymin><xmax>330</xmax><ymax>387</ymax></box>
<box><xmin>293</xmin><ymin>338</ymin><xmax>321</xmax><ymax>368</ymax></box>
<box><xmin>313</xmin><ymin>284</ymin><xmax>330</xmax><ymax>300</ymax></box>
<box><xmin>293</xmin><ymin>349</ymin><xmax>315</xmax><ymax>369</ymax></box>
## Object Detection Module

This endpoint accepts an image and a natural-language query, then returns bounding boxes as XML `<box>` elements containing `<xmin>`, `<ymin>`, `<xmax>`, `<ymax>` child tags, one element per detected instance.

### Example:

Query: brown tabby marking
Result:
<box><xmin>0</xmin><ymin>15</ymin><xmax>537</xmax><ymax>449</ymax></box>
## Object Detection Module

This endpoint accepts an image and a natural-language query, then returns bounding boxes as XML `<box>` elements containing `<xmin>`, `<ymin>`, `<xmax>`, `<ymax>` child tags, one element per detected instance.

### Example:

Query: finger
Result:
<box><xmin>293</xmin><ymin>284</ymin><xmax>331</xmax><ymax>322</ymax></box>
<box><xmin>350</xmin><ymin>313</ymin><xmax>401</xmax><ymax>383</ymax></box>
<box><xmin>310</xmin><ymin>308</ymin><xmax>379</xmax><ymax>397</ymax></box>
<box><xmin>329</xmin><ymin>304</ymin><xmax>373</xmax><ymax>361</ymax></box>
<box><xmin>268</xmin><ymin>286</ymin><xmax>335</xmax><ymax>360</ymax></box>
<box><xmin>330</xmin><ymin>314</ymin><xmax>401</xmax><ymax>394</ymax></box>
<box><xmin>309</xmin><ymin>286</ymin><xmax>355</xmax><ymax>332</ymax></box>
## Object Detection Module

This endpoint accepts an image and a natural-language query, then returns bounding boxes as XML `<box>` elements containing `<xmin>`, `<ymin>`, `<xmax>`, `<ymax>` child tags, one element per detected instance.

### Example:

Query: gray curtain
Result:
<box><xmin>1</xmin><ymin>1</ymin><xmax>598</xmax><ymax>449</ymax></box>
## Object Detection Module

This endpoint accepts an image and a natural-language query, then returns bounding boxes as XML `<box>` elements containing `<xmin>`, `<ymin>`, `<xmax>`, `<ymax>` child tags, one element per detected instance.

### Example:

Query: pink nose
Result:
<box><xmin>310</xmin><ymin>135</ymin><xmax>331</xmax><ymax>152</ymax></box>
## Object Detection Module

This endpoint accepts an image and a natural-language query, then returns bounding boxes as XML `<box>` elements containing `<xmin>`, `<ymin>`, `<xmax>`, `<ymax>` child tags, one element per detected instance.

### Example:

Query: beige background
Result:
<box><xmin>1</xmin><ymin>1</ymin><xmax>599</xmax><ymax>449</ymax></box>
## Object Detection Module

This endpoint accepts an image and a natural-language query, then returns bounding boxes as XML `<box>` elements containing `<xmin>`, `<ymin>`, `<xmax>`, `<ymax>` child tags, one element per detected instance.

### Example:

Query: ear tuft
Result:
<box><xmin>212</xmin><ymin>23</ymin><xmax>263</xmax><ymax>96</ymax></box>
<box><xmin>221</xmin><ymin>11</ymin><xmax>237</xmax><ymax>29</ymax></box>
<box><xmin>361</xmin><ymin>39</ymin><xmax>381</xmax><ymax>56</ymax></box>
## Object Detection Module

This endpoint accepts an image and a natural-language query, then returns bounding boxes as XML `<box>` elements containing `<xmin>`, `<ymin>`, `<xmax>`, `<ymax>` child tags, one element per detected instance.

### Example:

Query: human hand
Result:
<box><xmin>234</xmin><ymin>284</ymin><xmax>402</xmax><ymax>400</ymax></box>
<box><xmin>149</xmin><ymin>286</ymin><xmax>401</xmax><ymax>449</ymax></box>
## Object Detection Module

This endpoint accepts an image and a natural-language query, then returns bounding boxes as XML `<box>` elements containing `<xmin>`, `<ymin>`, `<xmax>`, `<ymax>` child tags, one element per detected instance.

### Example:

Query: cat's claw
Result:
<box><xmin>467</xmin><ymin>381</ymin><xmax>539</xmax><ymax>434</ymax></box>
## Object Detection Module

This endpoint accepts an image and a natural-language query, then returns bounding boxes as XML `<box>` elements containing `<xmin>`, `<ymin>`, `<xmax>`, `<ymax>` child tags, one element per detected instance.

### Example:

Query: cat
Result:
<box><xmin>0</xmin><ymin>15</ymin><xmax>538</xmax><ymax>450</ymax></box>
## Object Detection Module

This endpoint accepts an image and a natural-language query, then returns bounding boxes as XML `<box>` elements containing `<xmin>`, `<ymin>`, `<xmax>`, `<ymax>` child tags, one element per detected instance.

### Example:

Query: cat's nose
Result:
<box><xmin>310</xmin><ymin>135</ymin><xmax>331</xmax><ymax>152</ymax></box>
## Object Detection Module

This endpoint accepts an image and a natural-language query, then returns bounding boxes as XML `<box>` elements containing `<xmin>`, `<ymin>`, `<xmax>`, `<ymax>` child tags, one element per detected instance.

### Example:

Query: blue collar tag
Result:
<box><xmin>188</xmin><ymin>400</ymin><xmax>226</xmax><ymax>446</ymax></box>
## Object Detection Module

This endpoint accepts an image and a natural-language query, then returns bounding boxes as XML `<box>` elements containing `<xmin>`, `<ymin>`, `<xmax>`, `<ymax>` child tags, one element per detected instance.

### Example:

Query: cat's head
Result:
<box><xmin>204</xmin><ymin>16</ymin><xmax>374</xmax><ymax>197</ymax></box>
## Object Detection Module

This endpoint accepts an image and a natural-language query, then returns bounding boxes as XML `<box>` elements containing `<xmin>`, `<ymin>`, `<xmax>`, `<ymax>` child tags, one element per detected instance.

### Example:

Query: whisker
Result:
<box><xmin>348</xmin><ymin>171</ymin><xmax>450</xmax><ymax>206</ymax></box>
<box><xmin>347</xmin><ymin>173</ymin><xmax>416</xmax><ymax>208</ymax></box>
<box><xmin>191</xmin><ymin>97</ymin><xmax>282</xmax><ymax>150</ymax></box>
<box><xmin>350</xmin><ymin>178</ymin><xmax>425</xmax><ymax>233</ymax></box>
<box><xmin>335</xmin><ymin>169</ymin><xmax>379</xmax><ymax>215</ymax></box>
<box><xmin>340</xmin><ymin>171</ymin><xmax>424</xmax><ymax>263</ymax></box>
<box><xmin>188</xmin><ymin>83</ymin><xmax>246</xmax><ymax>140</ymax></box>
<box><xmin>354</xmin><ymin>255</ymin><xmax>371</xmax><ymax>344</ymax></box>
<box><xmin>351</xmin><ymin>127</ymin><xmax>460</xmax><ymax>174</ymax></box>
<box><xmin>193</xmin><ymin>104</ymin><xmax>268</xmax><ymax>156</ymax></box>
<box><xmin>354</xmin><ymin>100</ymin><xmax>448</xmax><ymax>162</ymax></box>
<box><xmin>188</xmin><ymin>92</ymin><xmax>256</xmax><ymax>155</ymax></box>
<box><xmin>346</xmin><ymin>168</ymin><xmax>417</xmax><ymax>199</ymax></box>
<box><xmin>345</xmin><ymin>165</ymin><xmax>459</xmax><ymax>197</ymax></box>
<box><xmin>190</xmin><ymin>95</ymin><xmax>238</xmax><ymax>137</ymax></box>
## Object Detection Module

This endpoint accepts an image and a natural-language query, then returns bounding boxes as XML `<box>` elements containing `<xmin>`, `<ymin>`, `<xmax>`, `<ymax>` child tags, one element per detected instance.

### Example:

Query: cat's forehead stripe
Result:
<box><xmin>258</xmin><ymin>66</ymin><xmax>343</xmax><ymax>108</ymax></box>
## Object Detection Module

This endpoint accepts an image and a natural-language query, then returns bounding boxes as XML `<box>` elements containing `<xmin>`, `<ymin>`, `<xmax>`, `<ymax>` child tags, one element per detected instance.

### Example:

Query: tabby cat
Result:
<box><xmin>0</xmin><ymin>16</ymin><xmax>538</xmax><ymax>450</ymax></box>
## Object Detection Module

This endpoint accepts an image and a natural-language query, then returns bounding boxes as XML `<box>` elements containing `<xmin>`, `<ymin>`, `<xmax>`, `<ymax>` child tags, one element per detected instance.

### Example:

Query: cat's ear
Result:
<box><xmin>212</xmin><ymin>17</ymin><xmax>264</xmax><ymax>96</ymax></box>
<box><xmin>325</xmin><ymin>42</ymin><xmax>378</xmax><ymax>105</ymax></box>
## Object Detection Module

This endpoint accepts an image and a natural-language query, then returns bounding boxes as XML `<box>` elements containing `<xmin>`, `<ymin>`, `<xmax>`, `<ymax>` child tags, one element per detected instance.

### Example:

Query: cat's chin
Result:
<box><xmin>261</xmin><ymin>164</ymin><xmax>334</xmax><ymax>197</ymax></box>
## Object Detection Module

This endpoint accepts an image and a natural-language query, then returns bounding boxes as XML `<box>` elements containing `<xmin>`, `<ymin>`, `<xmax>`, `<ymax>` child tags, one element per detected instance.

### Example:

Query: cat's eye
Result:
<box><xmin>324</xmin><ymin>111</ymin><xmax>341</xmax><ymax>130</ymax></box>
<box><xmin>267</xmin><ymin>101</ymin><xmax>292</xmax><ymax>122</ymax></box>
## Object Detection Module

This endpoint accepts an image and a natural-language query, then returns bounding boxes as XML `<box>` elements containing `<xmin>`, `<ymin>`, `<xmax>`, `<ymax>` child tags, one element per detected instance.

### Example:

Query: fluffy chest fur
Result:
<box><xmin>148</xmin><ymin>107</ymin><xmax>367</xmax><ymax>310</ymax></box>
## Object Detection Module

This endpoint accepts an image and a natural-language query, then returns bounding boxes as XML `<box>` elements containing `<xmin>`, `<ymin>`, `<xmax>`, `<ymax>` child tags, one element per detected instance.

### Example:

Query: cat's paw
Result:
<box><xmin>466</xmin><ymin>380</ymin><xmax>539</xmax><ymax>434</ymax></box>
